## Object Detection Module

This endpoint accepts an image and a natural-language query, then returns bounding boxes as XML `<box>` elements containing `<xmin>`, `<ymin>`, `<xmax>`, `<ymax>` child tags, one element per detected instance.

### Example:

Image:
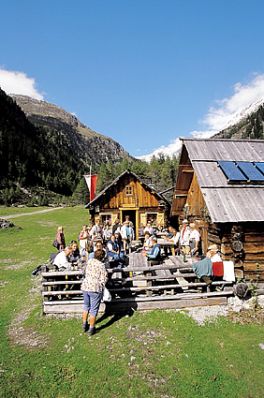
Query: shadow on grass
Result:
<box><xmin>96</xmin><ymin>305</ymin><xmax>135</xmax><ymax>332</ymax></box>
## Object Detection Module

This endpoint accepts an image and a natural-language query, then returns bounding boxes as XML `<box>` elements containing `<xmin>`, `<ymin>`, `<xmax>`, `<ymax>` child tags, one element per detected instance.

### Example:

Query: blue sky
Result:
<box><xmin>1</xmin><ymin>0</ymin><xmax>264</xmax><ymax>158</ymax></box>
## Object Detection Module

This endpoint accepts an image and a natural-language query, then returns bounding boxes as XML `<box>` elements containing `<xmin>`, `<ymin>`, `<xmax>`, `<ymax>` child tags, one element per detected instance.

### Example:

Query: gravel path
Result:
<box><xmin>1</xmin><ymin>207</ymin><xmax>65</xmax><ymax>219</ymax></box>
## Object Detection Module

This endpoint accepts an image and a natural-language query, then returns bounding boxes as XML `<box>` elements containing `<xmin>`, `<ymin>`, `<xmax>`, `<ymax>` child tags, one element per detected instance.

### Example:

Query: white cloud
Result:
<box><xmin>137</xmin><ymin>138</ymin><xmax>182</xmax><ymax>162</ymax></box>
<box><xmin>0</xmin><ymin>68</ymin><xmax>44</xmax><ymax>100</ymax></box>
<box><xmin>138</xmin><ymin>74</ymin><xmax>264</xmax><ymax>160</ymax></box>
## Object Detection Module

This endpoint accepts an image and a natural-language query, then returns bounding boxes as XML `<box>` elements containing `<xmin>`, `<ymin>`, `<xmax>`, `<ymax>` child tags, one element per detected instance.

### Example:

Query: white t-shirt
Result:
<box><xmin>53</xmin><ymin>251</ymin><xmax>71</xmax><ymax>270</ymax></box>
<box><xmin>189</xmin><ymin>229</ymin><xmax>200</xmax><ymax>242</ymax></box>
<box><xmin>180</xmin><ymin>226</ymin><xmax>191</xmax><ymax>245</ymax></box>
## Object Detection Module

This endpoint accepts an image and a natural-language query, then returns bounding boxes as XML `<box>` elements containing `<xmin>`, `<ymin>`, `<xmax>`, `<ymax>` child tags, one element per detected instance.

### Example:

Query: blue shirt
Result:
<box><xmin>147</xmin><ymin>244</ymin><xmax>161</xmax><ymax>260</ymax></box>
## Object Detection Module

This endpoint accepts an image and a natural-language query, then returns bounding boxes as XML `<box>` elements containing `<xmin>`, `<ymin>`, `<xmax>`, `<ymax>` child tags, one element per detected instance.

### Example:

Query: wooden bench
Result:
<box><xmin>41</xmin><ymin>254</ymin><xmax>235</xmax><ymax>314</ymax></box>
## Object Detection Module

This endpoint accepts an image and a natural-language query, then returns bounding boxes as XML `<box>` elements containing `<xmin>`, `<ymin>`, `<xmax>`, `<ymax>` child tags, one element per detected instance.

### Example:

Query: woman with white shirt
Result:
<box><xmin>189</xmin><ymin>222</ymin><xmax>201</xmax><ymax>255</ymax></box>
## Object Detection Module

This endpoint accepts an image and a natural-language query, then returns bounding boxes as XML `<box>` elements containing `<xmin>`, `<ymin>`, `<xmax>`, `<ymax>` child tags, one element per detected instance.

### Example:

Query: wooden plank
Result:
<box><xmin>42</xmin><ymin>271</ymin><xmax>83</xmax><ymax>277</ymax></box>
<box><xmin>58</xmin><ymin>274</ymin><xmax>189</xmax><ymax>283</ymax></box>
<box><xmin>107</xmin><ymin>297</ymin><xmax>228</xmax><ymax>311</ymax></box>
<box><xmin>44</xmin><ymin>297</ymin><xmax>229</xmax><ymax>314</ymax></box>
<box><xmin>42</xmin><ymin>290</ymin><xmax>82</xmax><ymax>296</ymax></box>
<box><xmin>168</xmin><ymin>256</ymin><xmax>193</xmax><ymax>268</ymax></box>
<box><xmin>42</xmin><ymin>281</ymin><xmax>82</xmax><ymax>286</ymax></box>
<box><xmin>175</xmin><ymin>270</ymin><xmax>189</xmax><ymax>289</ymax></box>
<box><xmin>109</xmin><ymin>282</ymin><xmax>233</xmax><ymax>293</ymax></box>
<box><xmin>44</xmin><ymin>302</ymin><xmax>105</xmax><ymax>314</ymax></box>
<box><xmin>108</xmin><ymin>264</ymin><xmax>192</xmax><ymax>273</ymax></box>
<box><xmin>110</xmin><ymin>290</ymin><xmax>233</xmax><ymax>302</ymax></box>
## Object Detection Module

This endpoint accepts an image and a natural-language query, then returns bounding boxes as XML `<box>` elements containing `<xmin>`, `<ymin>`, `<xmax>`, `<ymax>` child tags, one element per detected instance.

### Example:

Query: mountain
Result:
<box><xmin>214</xmin><ymin>102</ymin><xmax>264</xmax><ymax>139</ymax></box>
<box><xmin>139</xmin><ymin>100</ymin><xmax>264</xmax><ymax>161</ymax></box>
<box><xmin>11</xmin><ymin>94</ymin><xmax>130</xmax><ymax>165</ymax></box>
<box><xmin>0</xmin><ymin>89</ymin><xmax>131</xmax><ymax>204</ymax></box>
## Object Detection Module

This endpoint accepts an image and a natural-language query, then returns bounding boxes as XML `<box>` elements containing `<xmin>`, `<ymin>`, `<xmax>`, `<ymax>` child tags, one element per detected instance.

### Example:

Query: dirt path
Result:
<box><xmin>8</xmin><ymin>276</ymin><xmax>49</xmax><ymax>349</ymax></box>
<box><xmin>1</xmin><ymin>207</ymin><xmax>65</xmax><ymax>219</ymax></box>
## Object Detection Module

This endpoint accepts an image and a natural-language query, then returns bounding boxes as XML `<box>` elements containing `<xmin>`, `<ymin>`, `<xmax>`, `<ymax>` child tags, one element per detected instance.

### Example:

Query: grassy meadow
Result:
<box><xmin>0</xmin><ymin>206</ymin><xmax>264</xmax><ymax>398</ymax></box>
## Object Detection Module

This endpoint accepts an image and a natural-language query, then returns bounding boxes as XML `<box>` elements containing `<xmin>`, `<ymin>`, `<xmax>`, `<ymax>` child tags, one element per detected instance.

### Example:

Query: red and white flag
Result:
<box><xmin>84</xmin><ymin>174</ymin><xmax>97</xmax><ymax>202</ymax></box>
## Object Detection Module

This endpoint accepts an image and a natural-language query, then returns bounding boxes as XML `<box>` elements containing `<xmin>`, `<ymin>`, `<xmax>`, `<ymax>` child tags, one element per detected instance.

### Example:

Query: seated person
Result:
<box><xmin>68</xmin><ymin>240</ymin><xmax>81</xmax><ymax>263</ymax></box>
<box><xmin>143</xmin><ymin>231</ymin><xmax>152</xmax><ymax>251</ymax></box>
<box><xmin>208</xmin><ymin>244</ymin><xmax>224</xmax><ymax>279</ymax></box>
<box><xmin>88</xmin><ymin>239</ymin><xmax>106</xmax><ymax>260</ymax></box>
<box><xmin>106</xmin><ymin>234</ymin><xmax>126</xmax><ymax>266</ymax></box>
<box><xmin>53</xmin><ymin>246</ymin><xmax>73</xmax><ymax>271</ymax></box>
<box><xmin>143</xmin><ymin>236</ymin><xmax>161</xmax><ymax>265</ymax></box>
<box><xmin>144</xmin><ymin>221</ymin><xmax>155</xmax><ymax>235</ymax></box>
<box><xmin>165</xmin><ymin>226</ymin><xmax>180</xmax><ymax>255</ymax></box>
<box><xmin>192</xmin><ymin>245</ymin><xmax>223</xmax><ymax>287</ymax></box>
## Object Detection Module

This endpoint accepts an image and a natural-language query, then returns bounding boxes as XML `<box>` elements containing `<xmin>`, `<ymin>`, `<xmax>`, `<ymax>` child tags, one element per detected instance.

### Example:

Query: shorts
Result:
<box><xmin>83</xmin><ymin>291</ymin><xmax>102</xmax><ymax>316</ymax></box>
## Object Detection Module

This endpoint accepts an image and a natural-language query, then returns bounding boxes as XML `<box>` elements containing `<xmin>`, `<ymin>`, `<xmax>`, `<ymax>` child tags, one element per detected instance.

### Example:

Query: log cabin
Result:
<box><xmin>171</xmin><ymin>138</ymin><xmax>264</xmax><ymax>282</ymax></box>
<box><xmin>86</xmin><ymin>170</ymin><xmax>170</xmax><ymax>239</ymax></box>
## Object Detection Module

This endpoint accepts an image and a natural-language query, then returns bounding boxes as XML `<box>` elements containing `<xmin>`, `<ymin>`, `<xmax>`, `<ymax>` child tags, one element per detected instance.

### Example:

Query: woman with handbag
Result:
<box><xmin>81</xmin><ymin>249</ymin><xmax>108</xmax><ymax>336</ymax></box>
<box><xmin>53</xmin><ymin>226</ymin><xmax>66</xmax><ymax>251</ymax></box>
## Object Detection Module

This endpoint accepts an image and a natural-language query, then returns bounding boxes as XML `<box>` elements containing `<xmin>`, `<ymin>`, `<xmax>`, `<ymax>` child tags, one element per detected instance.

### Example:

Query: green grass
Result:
<box><xmin>0</xmin><ymin>206</ymin><xmax>51</xmax><ymax>217</ymax></box>
<box><xmin>0</xmin><ymin>206</ymin><xmax>264</xmax><ymax>398</ymax></box>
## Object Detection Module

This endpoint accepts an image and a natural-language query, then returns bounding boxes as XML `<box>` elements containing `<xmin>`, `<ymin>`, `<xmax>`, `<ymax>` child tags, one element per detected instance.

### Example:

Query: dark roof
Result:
<box><xmin>85</xmin><ymin>170</ymin><xmax>170</xmax><ymax>208</ymax></box>
<box><xmin>181</xmin><ymin>139</ymin><xmax>264</xmax><ymax>222</ymax></box>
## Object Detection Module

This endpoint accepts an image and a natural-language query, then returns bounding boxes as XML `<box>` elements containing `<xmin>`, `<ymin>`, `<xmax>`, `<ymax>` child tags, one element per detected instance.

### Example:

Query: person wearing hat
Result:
<box><xmin>208</xmin><ymin>244</ymin><xmax>224</xmax><ymax>278</ymax></box>
<box><xmin>192</xmin><ymin>244</ymin><xmax>223</xmax><ymax>288</ymax></box>
<box><xmin>143</xmin><ymin>235</ymin><xmax>161</xmax><ymax>265</ymax></box>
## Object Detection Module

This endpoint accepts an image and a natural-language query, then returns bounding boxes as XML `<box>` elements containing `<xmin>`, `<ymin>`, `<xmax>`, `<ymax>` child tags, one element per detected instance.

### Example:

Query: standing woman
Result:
<box><xmin>55</xmin><ymin>226</ymin><xmax>66</xmax><ymax>251</ymax></box>
<box><xmin>189</xmin><ymin>222</ymin><xmax>201</xmax><ymax>255</ymax></box>
<box><xmin>79</xmin><ymin>225</ymin><xmax>89</xmax><ymax>255</ymax></box>
<box><xmin>81</xmin><ymin>249</ymin><xmax>108</xmax><ymax>336</ymax></box>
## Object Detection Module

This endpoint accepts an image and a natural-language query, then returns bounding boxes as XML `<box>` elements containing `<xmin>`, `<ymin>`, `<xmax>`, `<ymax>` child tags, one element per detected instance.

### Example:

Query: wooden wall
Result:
<box><xmin>185</xmin><ymin>174</ymin><xmax>206</xmax><ymax>219</ymax></box>
<box><xmin>98</xmin><ymin>175</ymin><xmax>160</xmax><ymax>210</ymax></box>
<box><xmin>208</xmin><ymin>222</ymin><xmax>264</xmax><ymax>282</ymax></box>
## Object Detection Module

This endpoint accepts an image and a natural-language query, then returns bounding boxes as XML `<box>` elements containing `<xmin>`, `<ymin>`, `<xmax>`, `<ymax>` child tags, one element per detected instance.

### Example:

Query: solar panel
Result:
<box><xmin>237</xmin><ymin>162</ymin><xmax>264</xmax><ymax>182</ymax></box>
<box><xmin>255</xmin><ymin>162</ymin><xmax>264</xmax><ymax>176</ymax></box>
<box><xmin>218</xmin><ymin>161</ymin><xmax>247</xmax><ymax>182</ymax></box>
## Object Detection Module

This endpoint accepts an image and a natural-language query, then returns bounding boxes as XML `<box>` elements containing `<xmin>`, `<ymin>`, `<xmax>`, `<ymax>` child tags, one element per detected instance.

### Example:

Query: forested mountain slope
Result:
<box><xmin>0</xmin><ymin>89</ymin><xmax>131</xmax><ymax>204</ymax></box>
<box><xmin>214</xmin><ymin>104</ymin><xmax>264</xmax><ymax>139</ymax></box>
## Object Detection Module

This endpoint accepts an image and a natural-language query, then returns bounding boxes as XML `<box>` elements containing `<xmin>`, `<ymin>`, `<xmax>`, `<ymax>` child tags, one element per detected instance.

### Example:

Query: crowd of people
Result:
<box><xmin>49</xmin><ymin>218</ymin><xmax>225</xmax><ymax>336</ymax></box>
<box><xmin>51</xmin><ymin>217</ymin><xmax>137</xmax><ymax>271</ymax></box>
<box><xmin>51</xmin><ymin>218</ymin><xmax>203</xmax><ymax>272</ymax></box>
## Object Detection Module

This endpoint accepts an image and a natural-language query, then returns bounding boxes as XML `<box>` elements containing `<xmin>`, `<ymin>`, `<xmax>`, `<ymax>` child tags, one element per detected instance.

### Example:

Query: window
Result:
<box><xmin>125</xmin><ymin>186</ymin><xmax>133</xmax><ymax>196</ymax></box>
<box><xmin>146</xmin><ymin>213</ymin><xmax>158</xmax><ymax>225</ymax></box>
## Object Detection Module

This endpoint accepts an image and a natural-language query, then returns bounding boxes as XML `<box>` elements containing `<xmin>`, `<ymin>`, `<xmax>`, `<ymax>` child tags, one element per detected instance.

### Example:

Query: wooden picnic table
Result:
<box><xmin>157</xmin><ymin>238</ymin><xmax>177</xmax><ymax>256</ymax></box>
<box><xmin>155</xmin><ymin>232</ymin><xmax>167</xmax><ymax>238</ymax></box>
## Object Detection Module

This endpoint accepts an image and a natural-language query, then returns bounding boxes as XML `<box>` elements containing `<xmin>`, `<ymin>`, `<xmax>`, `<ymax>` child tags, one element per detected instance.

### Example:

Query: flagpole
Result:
<box><xmin>89</xmin><ymin>165</ymin><xmax>92</xmax><ymax>202</ymax></box>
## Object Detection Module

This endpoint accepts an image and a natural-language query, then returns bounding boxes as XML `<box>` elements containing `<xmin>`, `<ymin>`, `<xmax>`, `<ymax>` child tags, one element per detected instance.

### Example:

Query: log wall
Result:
<box><xmin>207</xmin><ymin>222</ymin><xmax>264</xmax><ymax>281</ymax></box>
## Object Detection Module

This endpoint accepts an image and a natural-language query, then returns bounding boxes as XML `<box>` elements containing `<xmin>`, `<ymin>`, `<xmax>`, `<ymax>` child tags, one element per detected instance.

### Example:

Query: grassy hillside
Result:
<box><xmin>0</xmin><ymin>207</ymin><xmax>264</xmax><ymax>398</ymax></box>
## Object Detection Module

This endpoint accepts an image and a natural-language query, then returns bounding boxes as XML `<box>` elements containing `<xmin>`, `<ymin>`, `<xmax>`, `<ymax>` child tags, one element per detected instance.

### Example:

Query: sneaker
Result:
<box><xmin>87</xmin><ymin>327</ymin><xmax>96</xmax><ymax>336</ymax></box>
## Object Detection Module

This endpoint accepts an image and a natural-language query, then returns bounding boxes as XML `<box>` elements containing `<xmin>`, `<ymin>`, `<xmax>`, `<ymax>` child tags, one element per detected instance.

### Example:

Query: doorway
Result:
<box><xmin>120</xmin><ymin>210</ymin><xmax>137</xmax><ymax>238</ymax></box>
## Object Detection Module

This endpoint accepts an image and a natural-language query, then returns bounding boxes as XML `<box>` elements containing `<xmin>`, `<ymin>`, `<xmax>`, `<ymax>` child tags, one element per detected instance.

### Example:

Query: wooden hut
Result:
<box><xmin>171</xmin><ymin>138</ymin><xmax>264</xmax><ymax>282</ymax></box>
<box><xmin>86</xmin><ymin>170</ymin><xmax>170</xmax><ymax>238</ymax></box>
